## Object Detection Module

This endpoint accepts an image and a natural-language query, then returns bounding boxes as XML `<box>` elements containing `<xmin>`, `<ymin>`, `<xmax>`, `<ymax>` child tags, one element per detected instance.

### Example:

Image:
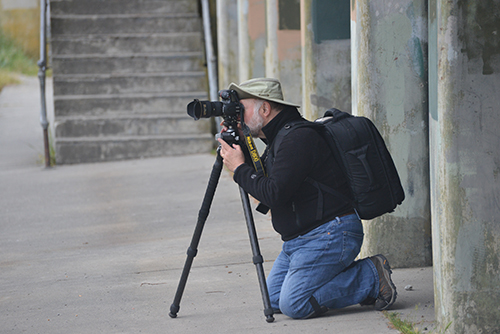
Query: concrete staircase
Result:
<box><xmin>50</xmin><ymin>0</ymin><xmax>213</xmax><ymax>164</ymax></box>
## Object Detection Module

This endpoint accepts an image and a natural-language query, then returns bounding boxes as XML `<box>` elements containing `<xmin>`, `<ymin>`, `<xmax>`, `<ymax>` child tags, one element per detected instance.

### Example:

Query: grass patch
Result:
<box><xmin>35</xmin><ymin>127</ymin><xmax>57</xmax><ymax>167</ymax></box>
<box><xmin>384</xmin><ymin>311</ymin><xmax>452</xmax><ymax>334</ymax></box>
<box><xmin>0</xmin><ymin>31</ymin><xmax>39</xmax><ymax>91</ymax></box>
<box><xmin>46</xmin><ymin>126</ymin><xmax>57</xmax><ymax>167</ymax></box>
<box><xmin>384</xmin><ymin>311</ymin><xmax>451</xmax><ymax>334</ymax></box>
<box><xmin>0</xmin><ymin>32</ymin><xmax>39</xmax><ymax>74</ymax></box>
<box><xmin>385</xmin><ymin>311</ymin><xmax>423</xmax><ymax>334</ymax></box>
<box><xmin>0</xmin><ymin>68</ymin><xmax>21</xmax><ymax>89</ymax></box>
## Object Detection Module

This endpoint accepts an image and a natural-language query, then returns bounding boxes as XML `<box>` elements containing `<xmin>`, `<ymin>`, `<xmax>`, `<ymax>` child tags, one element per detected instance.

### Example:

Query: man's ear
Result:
<box><xmin>261</xmin><ymin>101</ymin><xmax>272</xmax><ymax>118</ymax></box>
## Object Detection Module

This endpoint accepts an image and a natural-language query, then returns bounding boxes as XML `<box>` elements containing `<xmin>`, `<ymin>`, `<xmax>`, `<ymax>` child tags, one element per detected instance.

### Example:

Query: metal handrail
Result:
<box><xmin>38</xmin><ymin>0</ymin><xmax>51</xmax><ymax>167</ymax></box>
<box><xmin>201</xmin><ymin>0</ymin><xmax>218</xmax><ymax>101</ymax></box>
<box><xmin>200</xmin><ymin>0</ymin><xmax>221</xmax><ymax>131</ymax></box>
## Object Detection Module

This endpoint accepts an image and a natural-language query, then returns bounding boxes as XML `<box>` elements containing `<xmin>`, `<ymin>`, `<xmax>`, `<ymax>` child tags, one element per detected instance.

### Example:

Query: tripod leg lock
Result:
<box><xmin>187</xmin><ymin>247</ymin><xmax>198</xmax><ymax>258</ymax></box>
<box><xmin>252</xmin><ymin>255</ymin><xmax>264</xmax><ymax>265</ymax></box>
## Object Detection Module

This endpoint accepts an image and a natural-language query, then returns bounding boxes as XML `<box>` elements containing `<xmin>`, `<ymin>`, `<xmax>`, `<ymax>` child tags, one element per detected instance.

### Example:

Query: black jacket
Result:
<box><xmin>233</xmin><ymin>107</ymin><xmax>353</xmax><ymax>241</ymax></box>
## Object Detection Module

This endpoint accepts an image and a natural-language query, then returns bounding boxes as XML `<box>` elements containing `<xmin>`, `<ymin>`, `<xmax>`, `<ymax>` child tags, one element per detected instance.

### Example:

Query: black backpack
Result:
<box><xmin>269</xmin><ymin>108</ymin><xmax>405</xmax><ymax>220</ymax></box>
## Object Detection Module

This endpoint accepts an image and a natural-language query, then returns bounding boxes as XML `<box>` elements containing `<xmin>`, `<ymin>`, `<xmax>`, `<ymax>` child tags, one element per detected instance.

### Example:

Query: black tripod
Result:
<box><xmin>168</xmin><ymin>149</ymin><xmax>275</xmax><ymax>323</ymax></box>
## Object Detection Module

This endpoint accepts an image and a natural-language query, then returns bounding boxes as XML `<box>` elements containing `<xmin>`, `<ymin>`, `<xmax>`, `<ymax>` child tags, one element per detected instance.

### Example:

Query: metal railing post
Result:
<box><xmin>38</xmin><ymin>0</ymin><xmax>51</xmax><ymax>168</ymax></box>
<box><xmin>200</xmin><ymin>0</ymin><xmax>222</xmax><ymax>131</ymax></box>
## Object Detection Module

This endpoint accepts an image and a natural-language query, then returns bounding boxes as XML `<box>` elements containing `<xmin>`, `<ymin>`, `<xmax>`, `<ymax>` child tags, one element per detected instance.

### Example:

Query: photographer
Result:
<box><xmin>217</xmin><ymin>77</ymin><xmax>397</xmax><ymax>319</ymax></box>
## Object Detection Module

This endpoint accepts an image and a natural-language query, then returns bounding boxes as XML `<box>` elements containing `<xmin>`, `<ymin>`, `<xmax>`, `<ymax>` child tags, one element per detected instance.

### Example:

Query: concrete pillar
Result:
<box><xmin>216</xmin><ymin>0</ymin><xmax>239</xmax><ymax>90</ymax></box>
<box><xmin>301</xmin><ymin>0</ymin><xmax>351</xmax><ymax>120</ymax></box>
<box><xmin>351</xmin><ymin>0</ymin><xmax>431</xmax><ymax>268</ymax></box>
<box><xmin>430</xmin><ymin>0</ymin><xmax>500</xmax><ymax>332</ymax></box>
<box><xmin>265</xmin><ymin>0</ymin><xmax>302</xmax><ymax>106</ymax></box>
<box><xmin>237</xmin><ymin>0</ymin><xmax>266</xmax><ymax>81</ymax></box>
<box><xmin>265</xmin><ymin>0</ymin><xmax>280</xmax><ymax>79</ymax></box>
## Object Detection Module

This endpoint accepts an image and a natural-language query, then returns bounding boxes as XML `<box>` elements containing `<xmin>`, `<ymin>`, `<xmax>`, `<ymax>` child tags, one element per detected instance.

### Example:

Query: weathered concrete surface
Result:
<box><xmin>351</xmin><ymin>0</ymin><xmax>431</xmax><ymax>269</ymax></box>
<box><xmin>301</xmin><ymin>0</ymin><xmax>351</xmax><ymax>120</ymax></box>
<box><xmin>265</xmin><ymin>0</ymin><xmax>302</xmax><ymax>107</ymax></box>
<box><xmin>0</xmin><ymin>76</ymin><xmax>437</xmax><ymax>334</ymax></box>
<box><xmin>430</xmin><ymin>1</ymin><xmax>500</xmax><ymax>332</ymax></box>
<box><xmin>237</xmin><ymin>0</ymin><xmax>267</xmax><ymax>81</ymax></box>
<box><xmin>216</xmin><ymin>0</ymin><xmax>239</xmax><ymax>90</ymax></box>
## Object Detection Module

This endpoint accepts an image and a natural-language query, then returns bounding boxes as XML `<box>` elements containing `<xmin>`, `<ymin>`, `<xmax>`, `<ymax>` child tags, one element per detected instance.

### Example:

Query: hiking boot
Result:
<box><xmin>369</xmin><ymin>254</ymin><xmax>397</xmax><ymax>311</ymax></box>
<box><xmin>359</xmin><ymin>296</ymin><xmax>376</xmax><ymax>306</ymax></box>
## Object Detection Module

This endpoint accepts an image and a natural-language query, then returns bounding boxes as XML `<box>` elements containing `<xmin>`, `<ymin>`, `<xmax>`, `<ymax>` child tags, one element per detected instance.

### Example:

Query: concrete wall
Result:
<box><xmin>0</xmin><ymin>0</ymin><xmax>40</xmax><ymax>59</ymax></box>
<box><xmin>430</xmin><ymin>0</ymin><xmax>500</xmax><ymax>332</ymax></box>
<box><xmin>351</xmin><ymin>0</ymin><xmax>431</xmax><ymax>268</ymax></box>
<box><xmin>236</xmin><ymin>0</ymin><xmax>303</xmax><ymax>110</ymax></box>
<box><xmin>216</xmin><ymin>1</ymin><xmax>500</xmax><ymax>329</ymax></box>
<box><xmin>216</xmin><ymin>0</ymin><xmax>239</xmax><ymax>89</ymax></box>
<box><xmin>266</xmin><ymin>0</ymin><xmax>302</xmax><ymax>106</ymax></box>
<box><xmin>302</xmin><ymin>0</ymin><xmax>351</xmax><ymax>120</ymax></box>
<box><xmin>238</xmin><ymin>0</ymin><xmax>267</xmax><ymax>81</ymax></box>
<box><xmin>221</xmin><ymin>0</ymin><xmax>350</xmax><ymax>116</ymax></box>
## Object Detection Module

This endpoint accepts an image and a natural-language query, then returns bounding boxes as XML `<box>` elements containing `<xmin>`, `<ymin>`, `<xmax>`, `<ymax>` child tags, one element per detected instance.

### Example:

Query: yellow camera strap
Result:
<box><xmin>239</xmin><ymin>113</ymin><xmax>270</xmax><ymax>214</ymax></box>
<box><xmin>242</xmin><ymin>128</ymin><xmax>270</xmax><ymax>214</ymax></box>
<box><xmin>241</xmin><ymin>125</ymin><xmax>267</xmax><ymax>177</ymax></box>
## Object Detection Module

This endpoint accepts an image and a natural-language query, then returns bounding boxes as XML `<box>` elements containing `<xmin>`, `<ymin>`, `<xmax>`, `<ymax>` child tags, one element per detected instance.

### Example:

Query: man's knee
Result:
<box><xmin>279</xmin><ymin>295</ymin><xmax>327</xmax><ymax>319</ymax></box>
<box><xmin>279</xmin><ymin>295</ymin><xmax>306</xmax><ymax>319</ymax></box>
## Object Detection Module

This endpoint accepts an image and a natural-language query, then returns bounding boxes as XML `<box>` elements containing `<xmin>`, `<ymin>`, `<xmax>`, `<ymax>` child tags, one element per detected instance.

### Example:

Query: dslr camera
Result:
<box><xmin>187</xmin><ymin>90</ymin><xmax>242</xmax><ymax>146</ymax></box>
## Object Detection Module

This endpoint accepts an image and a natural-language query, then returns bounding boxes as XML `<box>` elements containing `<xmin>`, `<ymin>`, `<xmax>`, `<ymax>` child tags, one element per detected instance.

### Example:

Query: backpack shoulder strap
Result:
<box><xmin>268</xmin><ymin>120</ymin><xmax>311</xmax><ymax>165</ymax></box>
<box><xmin>323</xmin><ymin>108</ymin><xmax>353</xmax><ymax>122</ymax></box>
<box><xmin>264</xmin><ymin>120</ymin><xmax>312</xmax><ymax>177</ymax></box>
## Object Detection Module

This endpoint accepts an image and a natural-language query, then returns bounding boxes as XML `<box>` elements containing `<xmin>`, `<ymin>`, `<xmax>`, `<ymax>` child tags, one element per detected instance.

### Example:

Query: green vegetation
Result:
<box><xmin>385</xmin><ymin>311</ymin><xmax>423</xmax><ymax>334</ymax></box>
<box><xmin>384</xmin><ymin>311</ymin><xmax>451</xmax><ymax>334</ymax></box>
<box><xmin>0</xmin><ymin>31</ymin><xmax>39</xmax><ymax>91</ymax></box>
<box><xmin>35</xmin><ymin>127</ymin><xmax>57</xmax><ymax>167</ymax></box>
<box><xmin>0</xmin><ymin>68</ymin><xmax>21</xmax><ymax>90</ymax></box>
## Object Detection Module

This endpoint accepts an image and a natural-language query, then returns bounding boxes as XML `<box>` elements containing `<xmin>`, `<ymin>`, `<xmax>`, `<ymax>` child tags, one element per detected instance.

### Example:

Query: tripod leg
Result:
<box><xmin>169</xmin><ymin>153</ymin><xmax>223</xmax><ymax>318</ymax></box>
<box><xmin>239</xmin><ymin>187</ymin><xmax>275</xmax><ymax>323</ymax></box>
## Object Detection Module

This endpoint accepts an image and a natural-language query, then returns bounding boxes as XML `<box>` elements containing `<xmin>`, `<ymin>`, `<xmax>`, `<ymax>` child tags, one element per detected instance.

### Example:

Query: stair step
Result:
<box><xmin>55</xmin><ymin>134</ymin><xmax>215</xmax><ymax>164</ymax></box>
<box><xmin>51</xmin><ymin>33</ymin><xmax>203</xmax><ymax>55</ymax></box>
<box><xmin>53</xmin><ymin>72</ymin><xmax>207</xmax><ymax>95</ymax></box>
<box><xmin>53</xmin><ymin>91</ymin><xmax>208</xmax><ymax>117</ymax></box>
<box><xmin>51</xmin><ymin>52</ymin><xmax>205</xmax><ymax>75</ymax></box>
<box><xmin>54</xmin><ymin>114</ymin><xmax>211</xmax><ymax>137</ymax></box>
<box><xmin>51</xmin><ymin>14</ymin><xmax>201</xmax><ymax>35</ymax></box>
<box><xmin>50</xmin><ymin>0</ymin><xmax>211</xmax><ymax>163</ymax></box>
<box><xmin>50</xmin><ymin>0</ymin><xmax>199</xmax><ymax>16</ymax></box>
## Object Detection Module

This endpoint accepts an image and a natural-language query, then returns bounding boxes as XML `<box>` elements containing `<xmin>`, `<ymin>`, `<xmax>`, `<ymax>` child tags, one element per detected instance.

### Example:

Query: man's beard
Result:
<box><xmin>246</xmin><ymin>101</ymin><xmax>264</xmax><ymax>137</ymax></box>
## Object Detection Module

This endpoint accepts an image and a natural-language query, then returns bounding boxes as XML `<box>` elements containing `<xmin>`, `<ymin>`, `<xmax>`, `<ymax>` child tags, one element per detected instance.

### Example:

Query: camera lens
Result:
<box><xmin>187</xmin><ymin>100</ymin><xmax>224</xmax><ymax>120</ymax></box>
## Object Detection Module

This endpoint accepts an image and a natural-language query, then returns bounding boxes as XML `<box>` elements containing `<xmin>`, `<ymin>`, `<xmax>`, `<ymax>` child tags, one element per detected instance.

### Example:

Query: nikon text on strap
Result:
<box><xmin>239</xmin><ymin>120</ymin><xmax>270</xmax><ymax>214</ymax></box>
<box><xmin>240</xmin><ymin>121</ymin><xmax>267</xmax><ymax>177</ymax></box>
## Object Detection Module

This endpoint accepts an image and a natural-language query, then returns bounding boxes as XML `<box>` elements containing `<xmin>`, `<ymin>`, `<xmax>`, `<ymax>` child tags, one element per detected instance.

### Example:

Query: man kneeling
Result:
<box><xmin>218</xmin><ymin>78</ymin><xmax>397</xmax><ymax>319</ymax></box>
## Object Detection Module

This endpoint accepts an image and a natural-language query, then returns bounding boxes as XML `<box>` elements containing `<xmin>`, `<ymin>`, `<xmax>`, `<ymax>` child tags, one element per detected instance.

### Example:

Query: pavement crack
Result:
<box><xmin>140</xmin><ymin>282</ymin><xmax>167</xmax><ymax>286</ymax></box>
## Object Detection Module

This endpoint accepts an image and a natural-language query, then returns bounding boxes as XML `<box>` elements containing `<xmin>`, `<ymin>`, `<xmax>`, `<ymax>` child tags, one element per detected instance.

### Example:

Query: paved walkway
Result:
<box><xmin>0</xmin><ymin>76</ymin><xmax>435</xmax><ymax>333</ymax></box>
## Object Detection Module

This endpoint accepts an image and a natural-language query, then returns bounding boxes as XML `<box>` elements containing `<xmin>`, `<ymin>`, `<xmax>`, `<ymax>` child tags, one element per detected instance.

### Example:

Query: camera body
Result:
<box><xmin>187</xmin><ymin>88</ymin><xmax>266</xmax><ymax>183</ymax></box>
<box><xmin>187</xmin><ymin>89</ymin><xmax>242</xmax><ymax>121</ymax></box>
<box><xmin>187</xmin><ymin>89</ymin><xmax>243</xmax><ymax>145</ymax></box>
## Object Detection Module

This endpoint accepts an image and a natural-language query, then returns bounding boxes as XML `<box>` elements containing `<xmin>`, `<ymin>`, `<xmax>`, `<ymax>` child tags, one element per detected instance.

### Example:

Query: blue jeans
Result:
<box><xmin>267</xmin><ymin>214</ymin><xmax>379</xmax><ymax>319</ymax></box>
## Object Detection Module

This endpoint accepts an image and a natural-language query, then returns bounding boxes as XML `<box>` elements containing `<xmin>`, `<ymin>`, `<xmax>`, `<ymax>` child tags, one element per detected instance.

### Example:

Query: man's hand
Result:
<box><xmin>217</xmin><ymin>138</ymin><xmax>245</xmax><ymax>173</ymax></box>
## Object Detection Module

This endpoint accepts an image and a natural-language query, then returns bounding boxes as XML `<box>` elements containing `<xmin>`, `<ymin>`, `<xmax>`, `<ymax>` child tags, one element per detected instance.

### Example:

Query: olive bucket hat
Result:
<box><xmin>228</xmin><ymin>78</ymin><xmax>300</xmax><ymax>108</ymax></box>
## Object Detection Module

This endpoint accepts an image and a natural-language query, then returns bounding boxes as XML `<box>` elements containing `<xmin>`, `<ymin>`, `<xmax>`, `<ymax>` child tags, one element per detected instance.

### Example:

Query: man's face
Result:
<box><xmin>241</xmin><ymin>99</ymin><xmax>265</xmax><ymax>138</ymax></box>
